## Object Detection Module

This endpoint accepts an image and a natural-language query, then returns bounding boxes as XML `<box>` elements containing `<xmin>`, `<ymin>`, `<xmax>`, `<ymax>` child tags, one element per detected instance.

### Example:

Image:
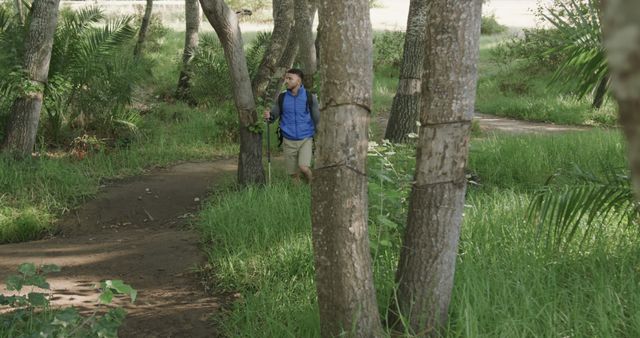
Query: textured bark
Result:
<box><xmin>390</xmin><ymin>0</ymin><xmax>482</xmax><ymax>335</ymax></box>
<box><xmin>200</xmin><ymin>0</ymin><xmax>265</xmax><ymax>185</ymax></box>
<box><xmin>175</xmin><ymin>0</ymin><xmax>201</xmax><ymax>104</ymax></box>
<box><xmin>384</xmin><ymin>0</ymin><xmax>427</xmax><ymax>143</ymax></box>
<box><xmin>134</xmin><ymin>0</ymin><xmax>153</xmax><ymax>56</ymax></box>
<box><xmin>2</xmin><ymin>0</ymin><xmax>60</xmax><ymax>156</ymax></box>
<box><xmin>294</xmin><ymin>0</ymin><xmax>317</xmax><ymax>90</ymax></box>
<box><xmin>251</xmin><ymin>0</ymin><xmax>294</xmax><ymax>102</ymax></box>
<box><xmin>264</xmin><ymin>26</ymin><xmax>299</xmax><ymax>103</ymax></box>
<box><xmin>601</xmin><ymin>0</ymin><xmax>640</xmax><ymax>200</ymax></box>
<box><xmin>311</xmin><ymin>0</ymin><xmax>382</xmax><ymax>336</ymax></box>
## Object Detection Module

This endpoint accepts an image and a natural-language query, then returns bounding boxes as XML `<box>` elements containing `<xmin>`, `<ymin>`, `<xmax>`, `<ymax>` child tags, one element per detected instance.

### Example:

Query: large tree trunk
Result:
<box><xmin>175</xmin><ymin>0</ymin><xmax>201</xmax><ymax>104</ymax></box>
<box><xmin>383</xmin><ymin>0</ymin><xmax>428</xmax><ymax>143</ymax></box>
<box><xmin>601</xmin><ymin>0</ymin><xmax>640</xmax><ymax>200</ymax></box>
<box><xmin>200</xmin><ymin>0</ymin><xmax>265</xmax><ymax>186</ymax></box>
<box><xmin>311</xmin><ymin>0</ymin><xmax>382</xmax><ymax>337</ymax></box>
<box><xmin>389</xmin><ymin>0</ymin><xmax>482</xmax><ymax>335</ymax></box>
<box><xmin>1</xmin><ymin>0</ymin><xmax>60</xmax><ymax>156</ymax></box>
<box><xmin>294</xmin><ymin>0</ymin><xmax>317</xmax><ymax>90</ymax></box>
<box><xmin>251</xmin><ymin>0</ymin><xmax>293</xmax><ymax>102</ymax></box>
<box><xmin>134</xmin><ymin>0</ymin><xmax>153</xmax><ymax>57</ymax></box>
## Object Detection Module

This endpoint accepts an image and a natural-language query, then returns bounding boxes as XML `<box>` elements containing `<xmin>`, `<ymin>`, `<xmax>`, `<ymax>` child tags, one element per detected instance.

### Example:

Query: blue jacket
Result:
<box><xmin>270</xmin><ymin>86</ymin><xmax>319</xmax><ymax>141</ymax></box>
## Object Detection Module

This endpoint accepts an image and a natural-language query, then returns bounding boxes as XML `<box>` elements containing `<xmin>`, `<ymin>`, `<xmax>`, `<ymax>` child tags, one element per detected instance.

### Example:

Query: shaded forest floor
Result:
<box><xmin>0</xmin><ymin>114</ymin><xmax>589</xmax><ymax>337</ymax></box>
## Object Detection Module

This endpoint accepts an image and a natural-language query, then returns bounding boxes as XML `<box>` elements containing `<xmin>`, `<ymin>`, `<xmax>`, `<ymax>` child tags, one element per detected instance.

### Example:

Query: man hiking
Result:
<box><xmin>264</xmin><ymin>68</ymin><xmax>320</xmax><ymax>183</ymax></box>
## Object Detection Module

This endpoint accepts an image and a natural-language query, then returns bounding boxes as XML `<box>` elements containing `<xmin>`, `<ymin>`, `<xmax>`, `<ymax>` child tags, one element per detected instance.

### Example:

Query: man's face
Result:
<box><xmin>284</xmin><ymin>73</ymin><xmax>302</xmax><ymax>90</ymax></box>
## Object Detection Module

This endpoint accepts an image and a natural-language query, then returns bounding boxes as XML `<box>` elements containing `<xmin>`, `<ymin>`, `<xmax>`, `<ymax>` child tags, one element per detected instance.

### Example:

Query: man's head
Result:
<box><xmin>284</xmin><ymin>68</ymin><xmax>304</xmax><ymax>90</ymax></box>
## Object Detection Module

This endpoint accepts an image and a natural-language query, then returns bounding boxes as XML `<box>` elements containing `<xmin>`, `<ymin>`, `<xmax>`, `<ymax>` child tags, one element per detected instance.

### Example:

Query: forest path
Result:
<box><xmin>0</xmin><ymin>159</ymin><xmax>237</xmax><ymax>338</ymax></box>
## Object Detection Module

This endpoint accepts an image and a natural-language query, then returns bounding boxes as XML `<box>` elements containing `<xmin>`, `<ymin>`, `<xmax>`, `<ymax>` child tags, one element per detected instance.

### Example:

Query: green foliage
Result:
<box><xmin>373</xmin><ymin>31</ymin><xmax>405</xmax><ymax>69</ymax></box>
<box><xmin>0</xmin><ymin>263</ymin><xmax>135</xmax><ymax>337</ymax></box>
<box><xmin>246</xmin><ymin>30</ymin><xmax>271</xmax><ymax>78</ymax></box>
<box><xmin>540</xmin><ymin>0</ymin><xmax>608</xmax><ymax>101</ymax></box>
<box><xmin>190</xmin><ymin>33</ymin><xmax>232</xmax><ymax>104</ymax></box>
<box><xmin>481</xmin><ymin>14</ymin><xmax>508</xmax><ymax>35</ymax></box>
<box><xmin>528</xmin><ymin>167</ymin><xmax>638</xmax><ymax>251</ymax></box>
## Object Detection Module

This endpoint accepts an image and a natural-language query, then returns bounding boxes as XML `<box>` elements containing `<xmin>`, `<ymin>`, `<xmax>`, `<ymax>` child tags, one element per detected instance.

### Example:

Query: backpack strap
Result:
<box><xmin>277</xmin><ymin>92</ymin><xmax>285</xmax><ymax>114</ymax></box>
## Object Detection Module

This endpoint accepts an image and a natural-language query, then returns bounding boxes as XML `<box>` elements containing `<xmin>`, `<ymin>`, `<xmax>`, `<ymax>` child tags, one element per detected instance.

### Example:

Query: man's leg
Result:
<box><xmin>283</xmin><ymin>138</ymin><xmax>301</xmax><ymax>182</ymax></box>
<box><xmin>298</xmin><ymin>138</ymin><xmax>313</xmax><ymax>183</ymax></box>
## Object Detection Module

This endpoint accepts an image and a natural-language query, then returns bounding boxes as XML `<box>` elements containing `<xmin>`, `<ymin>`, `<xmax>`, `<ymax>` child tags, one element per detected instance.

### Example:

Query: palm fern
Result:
<box><xmin>541</xmin><ymin>0</ymin><xmax>609</xmax><ymax>107</ymax></box>
<box><xmin>528</xmin><ymin>167</ymin><xmax>639</xmax><ymax>250</ymax></box>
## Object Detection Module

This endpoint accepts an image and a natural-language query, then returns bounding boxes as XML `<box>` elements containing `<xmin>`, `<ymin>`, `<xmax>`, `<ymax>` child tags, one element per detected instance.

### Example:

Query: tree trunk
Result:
<box><xmin>14</xmin><ymin>0</ymin><xmax>24</xmax><ymax>25</ymax></box>
<box><xmin>294</xmin><ymin>0</ymin><xmax>317</xmax><ymax>90</ymax></box>
<box><xmin>311</xmin><ymin>0</ymin><xmax>382</xmax><ymax>337</ymax></box>
<box><xmin>175</xmin><ymin>0</ymin><xmax>201</xmax><ymax>104</ymax></box>
<box><xmin>264</xmin><ymin>26</ymin><xmax>299</xmax><ymax>103</ymax></box>
<box><xmin>591</xmin><ymin>74</ymin><xmax>609</xmax><ymax>109</ymax></box>
<box><xmin>601</xmin><ymin>0</ymin><xmax>640</xmax><ymax>200</ymax></box>
<box><xmin>1</xmin><ymin>0</ymin><xmax>60</xmax><ymax>156</ymax></box>
<box><xmin>384</xmin><ymin>0</ymin><xmax>428</xmax><ymax>143</ymax></box>
<box><xmin>389</xmin><ymin>0</ymin><xmax>482</xmax><ymax>335</ymax></box>
<box><xmin>200</xmin><ymin>0</ymin><xmax>265</xmax><ymax>186</ymax></box>
<box><xmin>251</xmin><ymin>0</ymin><xmax>293</xmax><ymax>102</ymax></box>
<box><xmin>134</xmin><ymin>0</ymin><xmax>153</xmax><ymax>57</ymax></box>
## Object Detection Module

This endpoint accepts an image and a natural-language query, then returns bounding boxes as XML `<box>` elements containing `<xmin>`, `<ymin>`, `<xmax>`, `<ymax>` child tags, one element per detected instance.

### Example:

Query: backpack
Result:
<box><xmin>275</xmin><ymin>92</ymin><xmax>315</xmax><ymax>147</ymax></box>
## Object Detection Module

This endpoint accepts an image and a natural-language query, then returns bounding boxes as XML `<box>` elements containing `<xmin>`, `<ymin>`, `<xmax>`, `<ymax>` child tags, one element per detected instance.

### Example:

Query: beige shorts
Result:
<box><xmin>283</xmin><ymin>137</ymin><xmax>313</xmax><ymax>175</ymax></box>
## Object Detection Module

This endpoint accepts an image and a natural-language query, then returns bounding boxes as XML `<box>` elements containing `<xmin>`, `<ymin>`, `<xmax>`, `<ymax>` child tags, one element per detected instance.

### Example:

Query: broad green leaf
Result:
<box><xmin>99</xmin><ymin>289</ymin><xmax>114</xmax><ymax>304</ymax></box>
<box><xmin>18</xmin><ymin>263</ymin><xmax>37</xmax><ymax>276</ymax></box>
<box><xmin>24</xmin><ymin>275</ymin><xmax>50</xmax><ymax>289</ymax></box>
<box><xmin>52</xmin><ymin>308</ymin><xmax>80</xmax><ymax>327</ymax></box>
<box><xmin>6</xmin><ymin>275</ymin><xmax>24</xmax><ymax>291</ymax></box>
<box><xmin>104</xmin><ymin>280</ymin><xmax>137</xmax><ymax>303</ymax></box>
<box><xmin>27</xmin><ymin>292</ymin><xmax>48</xmax><ymax>307</ymax></box>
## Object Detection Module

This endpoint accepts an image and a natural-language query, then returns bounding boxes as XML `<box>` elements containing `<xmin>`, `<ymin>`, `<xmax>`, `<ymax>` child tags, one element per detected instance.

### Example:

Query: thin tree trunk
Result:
<box><xmin>200</xmin><ymin>0</ymin><xmax>265</xmax><ymax>186</ymax></box>
<box><xmin>176</xmin><ymin>0</ymin><xmax>201</xmax><ymax>104</ymax></box>
<box><xmin>251</xmin><ymin>0</ymin><xmax>293</xmax><ymax>102</ymax></box>
<box><xmin>14</xmin><ymin>0</ymin><xmax>24</xmax><ymax>25</ymax></box>
<box><xmin>384</xmin><ymin>0</ymin><xmax>428</xmax><ymax>143</ymax></box>
<box><xmin>2</xmin><ymin>0</ymin><xmax>60</xmax><ymax>156</ymax></box>
<box><xmin>264</xmin><ymin>27</ymin><xmax>299</xmax><ymax>102</ymax></box>
<box><xmin>311</xmin><ymin>0</ymin><xmax>382</xmax><ymax>337</ymax></box>
<box><xmin>294</xmin><ymin>0</ymin><xmax>317</xmax><ymax>90</ymax></box>
<box><xmin>134</xmin><ymin>0</ymin><xmax>153</xmax><ymax>57</ymax></box>
<box><xmin>591</xmin><ymin>74</ymin><xmax>609</xmax><ymax>109</ymax></box>
<box><xmin>601</xmin><ymin>0</ymin><xmax>640</xmax><ymax>200</ymax></box>
<box><xmin>390</xmin><ymin>0</ymin><xmax>482</xmax><ymax>335</ymax></box>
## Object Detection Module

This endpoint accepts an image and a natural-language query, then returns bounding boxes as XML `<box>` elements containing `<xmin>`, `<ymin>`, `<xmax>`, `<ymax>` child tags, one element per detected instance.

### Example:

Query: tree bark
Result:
<box><xmin>200</xmin><ymin>0</ymin><xmax>265</xmax><ymax>186</ymax></box>
<box><xmin>601</xmin><ymin>0</ymin><xmax>640</xmax><ymax>200</ymax></box>
<box><xmin>384</xmin><ymin>0</ymin><xmax>428</xmax><ymax>143</ymax></box>
<box><xmin>251</xmin><ymin>0</ymin><xmax>293</xmax><ymax>102</ymax></box>
<box><xmin>591</xmin><ymin>74</ymin><xmax>609</xmax><ymax>109</ymax></box>
<box><xmin>1</xmin><ymin>0</ymin><xmax>60</xmax><ymax>156</ymax></box>
<box><xmin>175</xmin><ymin>0</ymin><xmax>201</xmax><ymax>104</ymax></box>
<box><xmin>311</xmin><ymin>1</ymin><xmax>382</xmax><ymax>337</ymax></box>
<box><xmin>264</xmin><ymin>25</ymin><xmax>299</xmax><ymax>103</ymax></box>
<box><xmin>294</xmin><ymin>0</ymin><xmax>317</xmax><ymax>90</ymax></box>
<box><xmin>134</xmin><ymin>0</ymin><xmax>153</xmax><ymax>57</ymax></box>
<box><xmin>14</xmin><ymin>0</ymin><xmax>24</xmax><ymax>25</ymax></box>
<box><xmin>389</xmin><ymin>0</ymin><xmax>482</xmax><ymax>335</ymax></box>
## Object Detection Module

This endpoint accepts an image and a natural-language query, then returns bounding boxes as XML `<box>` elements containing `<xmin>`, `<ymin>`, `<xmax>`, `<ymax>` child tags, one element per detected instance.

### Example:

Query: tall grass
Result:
<box><xmin>198</xmin><ymin>129</ymin><xmax>636</xmax><ymax>337</ymax></box>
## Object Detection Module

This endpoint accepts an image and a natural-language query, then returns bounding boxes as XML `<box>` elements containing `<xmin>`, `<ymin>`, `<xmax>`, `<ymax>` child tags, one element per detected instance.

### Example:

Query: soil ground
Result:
<box><xmin>0</xmin><ymin>114</ymin><xmax>587</xmax><ymax>337</ymax></box>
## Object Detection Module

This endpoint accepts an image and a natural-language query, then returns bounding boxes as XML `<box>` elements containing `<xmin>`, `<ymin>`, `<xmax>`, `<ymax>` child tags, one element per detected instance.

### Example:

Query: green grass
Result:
<box><xmin>0</xmin><ymin>103</ymin><xmax>238</xmax><ymax>243</ymax></box>
<box><xmin>476</xmin><ymin>35</ymin><xmax>618</xmax><ymax>126</ymax></box>
<box><xmin>198</xmin><ymin>128</ymin><xmax>637</xmax><ymax>337</ymax></box>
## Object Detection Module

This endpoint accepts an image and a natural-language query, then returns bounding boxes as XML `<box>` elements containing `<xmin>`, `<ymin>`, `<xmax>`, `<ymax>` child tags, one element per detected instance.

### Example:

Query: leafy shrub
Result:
<box><xmin>481</xmin><ymin>14</ymin><xmax>508</xmax><ymax>35</ymax></box>
<box><xmin>490</xmin><ymin>28</ymin><xmax>568</xmax><ymax>72</ymax></box>
<box><xmin>373</xmin><ymin>31</ymin><xmax>405</xmax><ymax>69</ymax></box>
<box><xmin>0</xmin><ymin>263</ymin><xmax>136</xmax><ymax>338</ymax></box>
<box><xmin>190</xmin><ymin>33</ymin><xmax>233</xmax><ymax>105</ymax></box>
<box><xmin>247</xmin><ymin>31</ymin><xmax>271</xmax><ymax>78</ymax></box>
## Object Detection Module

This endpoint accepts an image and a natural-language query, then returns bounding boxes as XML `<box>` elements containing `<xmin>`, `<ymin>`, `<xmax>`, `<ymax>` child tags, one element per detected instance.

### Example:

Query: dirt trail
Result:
<box><xmin>0</xmin><ymin>159</ymin><xmax>237</xmax><ymax>338</ymax></box>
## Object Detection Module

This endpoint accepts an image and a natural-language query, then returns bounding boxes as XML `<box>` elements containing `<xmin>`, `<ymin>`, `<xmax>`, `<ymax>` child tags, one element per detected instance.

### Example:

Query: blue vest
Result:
<box><xmin>280</xmin><ymin>86</ymin><xmax>315</xmax><ymax>140</ymax></box>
